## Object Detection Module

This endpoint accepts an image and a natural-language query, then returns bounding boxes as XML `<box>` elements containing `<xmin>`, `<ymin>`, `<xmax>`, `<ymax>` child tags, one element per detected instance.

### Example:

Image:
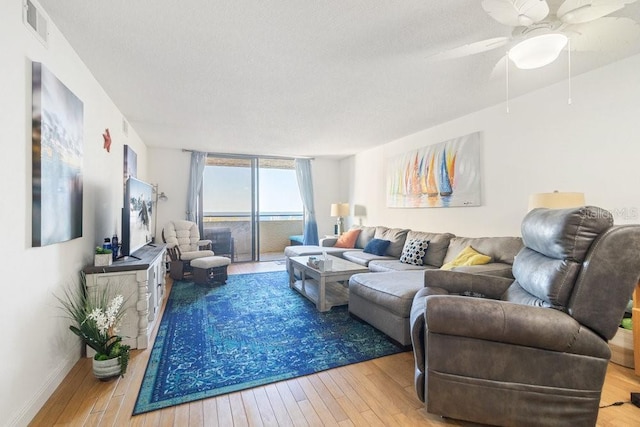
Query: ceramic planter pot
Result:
<box><xmin>92</xmin><ymin>357</ymin><xmax>121</xmax><ymax>380</ymax></box>
<box><xmin>94</xmin><ymin>253</ymin><xmax>112</xmax><ymax>266</ymax></box>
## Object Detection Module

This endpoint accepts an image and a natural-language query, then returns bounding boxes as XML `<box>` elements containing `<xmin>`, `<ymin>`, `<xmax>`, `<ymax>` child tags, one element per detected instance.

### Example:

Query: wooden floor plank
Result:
<box><xmin>285</xmin><ymin>378</ymin><xmax>307</xmax><ymax>402</ymax></box>
<box><xmin>373</xmin><ymin>352</ymin><xmax>415</xmax><ymax>388</ymax></box>
<box><xmin>297</xmin><ymin>399</ymin><xmax>325</xmax><ymax>427</ymax></box>
<box><xmin>334</xmin><ymin>395</ymin><xmax>374</xmax><ymax>427</ymax></box>
<box><xmin>228</xmin><ymin>392</ymin><xmax>249</xmax><ymax>427</ymax></box>
<box><xmin>201</xmin><ymin>398</ymin><xmax>218</xmax><ymax>425</ymax></box>
<box><xmin>359</xmin><ymin>409</ymin><xmax>387</xmax><ymax>427</ymax></box>
<box><xmin>326</xmin><ymin>368</ymin><xmax>369</xmax><ymax>412</ymax></box>
<box><xmin>298</xmin><ymin>376</ymin><xmax>342</xmax><ymax>426</ymax></box>
<box><xmin>56</xmin><ymin>368</ymin><xmax>100</xmax><ymax>426</ymax></box>
<box><xmin>31</xmin><ymin>357</ymin><xmax>91</xmax><ymax>425</ymax></box>
<box><xmin>264</xmin><ymin>383</ymin><xmax>294</xmax><ymax>426</ymax></box>
<box><xmin>317</xmin><ymin>370</ymin><xmax>345</xmax><ymax>400</ymax></box>
<box><xmin>215</xmin><ymin>395</ymin><xmax>234</xmax><ymax>426</ymax></box>
<box><xmin>252</xmin><ymin>386</ymin><xmax>278</xmax><ymax>426</ymax></box>
<box><xmin>240</xmin><ymin>390</ymin><xmax>265</xmax><ymax>427</ymax></box>
<box><xmin>188</xmin><ymin>400</ymin><xmax>204</xmax><ymax>427</ymax></box>
<box><xmin>157</xmin><ymin>406</ymin><xmax>175</xmax><ymax>427</ymax></box>
<box><xmin>307</xmin><ymin>375</ymin><xmax>350</xmax><ymax>422</ymax></box>
<box><xmin>336</xmin><ymin>364</ymin><xmax>405</xmax><ymax>425</ymax></box>
<box><xmin>113</xmin><ymin>351</ymin><xmax>148</xmax><ymax>426</ymax></box>
<box><xmin>97</xmin><ymin>393</ymin><xmax>124</xmax><ymax>427</ymax></box>
<box><xmin>29</xmin><ymin>262</ymin><xmax>640</xmax><ymax>427</ymax></box>
<box><xmin>274</xmin><ymin>381</ymin><xmax>309</xmax><ymax>427</ymax></box>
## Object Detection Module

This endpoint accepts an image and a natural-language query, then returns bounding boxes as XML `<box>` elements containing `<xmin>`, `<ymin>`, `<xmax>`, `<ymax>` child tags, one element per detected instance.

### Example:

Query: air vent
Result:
<box><xmin>23</xmin><ymin>0</ymin><xmax>48</xmax><ymax>47</ymax></box>
<box><xmin>122</xmin><ymin>118</ymin><xmax>129</xmax><ymax>137</ymax></box>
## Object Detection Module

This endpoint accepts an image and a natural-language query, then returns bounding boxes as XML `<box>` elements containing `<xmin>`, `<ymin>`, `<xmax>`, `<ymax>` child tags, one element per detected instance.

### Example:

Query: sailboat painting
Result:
<box><xmin>386</xmin><ymin>132</ymin><xmax>481</xmax><ymax>208</ymax></box>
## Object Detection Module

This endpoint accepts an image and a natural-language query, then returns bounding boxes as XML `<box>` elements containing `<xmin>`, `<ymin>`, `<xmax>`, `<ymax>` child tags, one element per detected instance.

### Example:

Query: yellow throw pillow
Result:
<box><xmin>440</xmin><ymin>246</ymin><xmax>491</xmax><ymax>271</ymax></box>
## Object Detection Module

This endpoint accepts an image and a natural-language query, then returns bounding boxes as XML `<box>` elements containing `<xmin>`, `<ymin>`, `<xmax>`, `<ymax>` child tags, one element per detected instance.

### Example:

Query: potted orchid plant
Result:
<box><xmin>57</xmin><ymin>276</ymin><xmax>130</xmax><ymax>380</ymax></box>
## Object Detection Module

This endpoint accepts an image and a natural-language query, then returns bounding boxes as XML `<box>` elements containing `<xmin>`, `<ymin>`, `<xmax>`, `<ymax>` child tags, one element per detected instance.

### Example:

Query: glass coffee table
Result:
<box><xmin>288</xmin><ymin>255</ymin><xmax>369</xmax><ymax>312</ymax></box>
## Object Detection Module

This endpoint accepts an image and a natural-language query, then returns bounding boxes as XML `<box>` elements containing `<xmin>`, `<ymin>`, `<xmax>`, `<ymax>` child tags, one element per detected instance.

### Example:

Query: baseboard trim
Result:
<box><xmin>8</xmin><ymin>349</ymin><xmax>79</xmax><ymax>427</ymax></box>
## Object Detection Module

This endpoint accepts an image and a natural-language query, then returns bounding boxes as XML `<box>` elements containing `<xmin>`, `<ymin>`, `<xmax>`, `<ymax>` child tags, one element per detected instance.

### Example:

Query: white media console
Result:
<box><xmin>82</xmin><ymin>244</ymin><xmax>166</xmax><ymax>349</ymax></box>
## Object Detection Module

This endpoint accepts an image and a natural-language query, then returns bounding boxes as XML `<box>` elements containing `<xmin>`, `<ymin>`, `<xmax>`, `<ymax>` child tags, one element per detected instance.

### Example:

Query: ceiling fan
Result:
<box><xmin>429</xmin><ymin>0</ymin><xmax>639</xmax><ymax>70</ymax></box>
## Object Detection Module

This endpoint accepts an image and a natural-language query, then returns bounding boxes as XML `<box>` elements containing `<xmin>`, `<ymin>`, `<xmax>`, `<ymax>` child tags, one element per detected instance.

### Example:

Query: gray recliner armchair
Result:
<box><xmin>410</xmin><ymin>206</ymin><xmax>640</xmax><ymax>426</ymax></box>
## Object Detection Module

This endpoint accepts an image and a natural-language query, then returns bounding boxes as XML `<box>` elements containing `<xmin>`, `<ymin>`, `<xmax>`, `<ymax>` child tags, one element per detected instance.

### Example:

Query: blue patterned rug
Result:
<box><xmin>133</xmin><ymin>271</ymin><xmax>403</xmax><ymax>414</ymax></box>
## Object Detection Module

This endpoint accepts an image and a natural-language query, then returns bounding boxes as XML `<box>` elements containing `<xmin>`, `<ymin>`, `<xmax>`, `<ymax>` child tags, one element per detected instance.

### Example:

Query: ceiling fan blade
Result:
<box><xmin>482</xmin><ymin>0</ymin><xmax>550</xmax><ymax>26</ymax></box>
<box><xmin>567</xmin><ymin>17</ymin><xmax>640</xmax><ymax>51</ymax></box>
<box><xmin>557</xmin><ymin>0</ymin><xmax>637</xmax><ymax>24</ymax></box>
<box><xmin>426</xmin><ymin>37</ymin><xmax>510</xmax><ymax>61</ymax></box>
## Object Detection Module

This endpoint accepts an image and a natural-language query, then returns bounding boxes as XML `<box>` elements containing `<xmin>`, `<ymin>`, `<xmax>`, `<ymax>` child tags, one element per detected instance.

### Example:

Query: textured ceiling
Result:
<box><xmin>38</xmin><ymin>1</ymin><xmax>640</xmax><ymax>159</ymax></box>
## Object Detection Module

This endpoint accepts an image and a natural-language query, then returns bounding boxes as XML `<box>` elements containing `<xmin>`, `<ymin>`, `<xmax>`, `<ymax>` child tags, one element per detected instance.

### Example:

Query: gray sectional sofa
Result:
<box><xmin>284</xmin><ymin>225</ymin><xmax>523</xmax><ymax>346</ymax></box>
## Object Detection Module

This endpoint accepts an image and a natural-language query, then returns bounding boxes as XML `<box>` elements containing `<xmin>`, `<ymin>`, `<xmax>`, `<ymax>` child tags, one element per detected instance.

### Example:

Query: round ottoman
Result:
<box><xmin>190</xmin><ymin>256</ymin><xmax>231</xmax><ymax>285</ymax></box>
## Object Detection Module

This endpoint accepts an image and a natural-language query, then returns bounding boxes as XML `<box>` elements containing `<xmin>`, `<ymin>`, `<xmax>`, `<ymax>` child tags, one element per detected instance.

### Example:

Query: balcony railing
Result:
<box><xmin>203</xmin><ymin>212</ymin><xmax>303</xmax><ymax>262</ymax></box>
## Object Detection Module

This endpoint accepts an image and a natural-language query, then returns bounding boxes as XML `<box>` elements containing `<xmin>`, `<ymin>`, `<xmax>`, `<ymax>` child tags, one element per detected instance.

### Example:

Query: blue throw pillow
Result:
<box><xmin>363</xmin><ymin>238</ymin><xmax>391</xmax><ymax>256</ymax></box>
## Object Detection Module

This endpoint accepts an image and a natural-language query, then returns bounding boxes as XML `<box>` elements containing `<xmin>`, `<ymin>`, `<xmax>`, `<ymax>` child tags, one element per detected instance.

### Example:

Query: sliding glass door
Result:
<box><xmin>202</xmin><ymin>156</ymin><xmax>303</xmax><ymax>262</ymax></box>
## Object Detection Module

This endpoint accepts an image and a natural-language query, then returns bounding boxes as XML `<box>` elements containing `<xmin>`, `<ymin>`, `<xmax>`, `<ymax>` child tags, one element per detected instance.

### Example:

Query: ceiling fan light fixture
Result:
<box><xmin>517</xmin><ymin>14</ymin><xmax>534</xmax><ymax>26</ymax></box>
<box><xmin>508</xmin><ymin>33</ymin><xmax>568</xmax><ymax>69</ymax></box>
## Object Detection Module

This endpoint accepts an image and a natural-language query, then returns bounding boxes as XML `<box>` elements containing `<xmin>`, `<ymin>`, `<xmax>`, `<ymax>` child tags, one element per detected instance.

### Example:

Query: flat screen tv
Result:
<box><xmin>122</xmin><ymin>177</ymin><xmax>154</xmax><ymax>257</ymax></box>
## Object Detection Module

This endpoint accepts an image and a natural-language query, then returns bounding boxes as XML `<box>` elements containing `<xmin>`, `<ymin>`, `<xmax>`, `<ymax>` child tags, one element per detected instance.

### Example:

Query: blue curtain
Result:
<box><xmin>295</xmin><ymin>159</ymin><xmax>319</xmax><ymax>245</ymax></box>
<box><xmin>187</xmin><ymin>151</ymin><xmax>206</xmax><ymax>233</ymax></box>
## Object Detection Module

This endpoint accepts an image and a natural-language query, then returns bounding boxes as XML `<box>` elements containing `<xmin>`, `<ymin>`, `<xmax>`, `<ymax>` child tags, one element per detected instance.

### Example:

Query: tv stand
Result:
<box><xmin>83</xmin><ymin>244</ymin><xmax>166</xmax><ymax>349</ymax></box>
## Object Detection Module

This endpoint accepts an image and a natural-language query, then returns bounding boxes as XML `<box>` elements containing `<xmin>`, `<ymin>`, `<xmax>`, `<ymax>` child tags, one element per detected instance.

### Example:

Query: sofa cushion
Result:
<box><xmin>443</xmin><ymin>236</ymin><xmax>523</xmax><ymax>265</ymax></box>
<box><xmin>349</xmin><ymin>271</ymin><xmax>426</xmax><ymax>317</ymax></box>
<box><xmin>451</xmin><ymin>262</ymin><xmax>515</xmax><ymax>278</ymax></box>
<box><xmin>369</xmin><ymin>260</ymin><xmax>438</xmax><ymax>272</ymax></box>
<box><xmin>400</xmin><ymin>238</ymin><xmax>430</xmax><ymax>266</ymax></box>
<box><xmin>406</xmin><ymin>231</ymin><xmax>455</xmax><ymax>268</ymax></box>
<box><xmin>363</xmin><ymin>239</ymin><xmax>391</xmax><ymax>256</ymax></box>
<box><xmin>345</xmin><ymin>225</ymin><xmax>375</xmax><ymax>249</ymax></box>
<box><xmin>441</xmin><ymin>246</ymin><xmax>492</xmax><ymax>271</ymax></box>
<box><xmin>372</xmin><ymin>227</ymin><xmax>410</xmax><ymax>258</ymax></box>
<box><xmin>343</xmin><ymin>250</ymin><xmax>395</xmax><ymax>266</ymax></box>
<box><xmin>334</xmin><ymin>228</ymin><xmax>361</xmax><ymax>248</ymax></box>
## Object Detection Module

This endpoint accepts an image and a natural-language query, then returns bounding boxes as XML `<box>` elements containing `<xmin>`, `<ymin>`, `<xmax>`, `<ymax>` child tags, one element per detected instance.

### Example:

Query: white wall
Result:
<box><xmin>344</xmin><ymin>53</ymin><xmax>640</xmax><ymax>237</ymax></box>
<box><xmin>0</xmin><ymin>2</ymin><xmax>149</xmax><ymax>425</ymax></box>
<box><xmin>148</xmin><ymin>148</ymin><xmax>192</xmax><ymax>240</ymax></box>
<box><xmin>148</xmin><ymin>148</ymin><xmax>343</xmax><ymax>239</ymax></box>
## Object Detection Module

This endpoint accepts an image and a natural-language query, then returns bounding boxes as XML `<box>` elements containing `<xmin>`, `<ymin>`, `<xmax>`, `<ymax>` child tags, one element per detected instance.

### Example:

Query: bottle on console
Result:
<box><xmin>111</xmin><ymin>234</ymin><xmax>119</xmax><ymax>261</ymax></box>
<box><xmin>103</xmin><ymin>238</ymin><xmax>111</xmax><ymax>251</ymax></box>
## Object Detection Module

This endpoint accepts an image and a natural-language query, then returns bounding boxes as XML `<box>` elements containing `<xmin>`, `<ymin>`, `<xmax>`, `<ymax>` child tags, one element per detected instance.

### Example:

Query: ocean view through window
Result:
<box><xmin>202</xmin><ymin>157</ymin><xmax>303</xmax><ymax>262</ymax></box>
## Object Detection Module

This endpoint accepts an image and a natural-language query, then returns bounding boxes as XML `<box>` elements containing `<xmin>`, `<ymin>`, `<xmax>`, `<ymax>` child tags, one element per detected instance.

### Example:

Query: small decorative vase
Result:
<box><xmin>92</xmin><ymin>357</ymin><xmax>121</xmax><ymax>381</ymax></box>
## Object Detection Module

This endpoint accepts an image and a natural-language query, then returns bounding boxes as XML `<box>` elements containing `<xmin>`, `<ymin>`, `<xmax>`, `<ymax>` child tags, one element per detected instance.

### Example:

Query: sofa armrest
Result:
<box><xmin>424</xmin><ymin>269</ymin><xmax>513</xmax><ymax>299</ymax></box>
<box><xmin>425</xmin><ymin>296</ymin><xmax>609</xmax><ymax>357</ymax></box>
<box><xmin>320</xmin><ymin>237</ymin><xmax>338</xmax><ymax>247</ymax></box>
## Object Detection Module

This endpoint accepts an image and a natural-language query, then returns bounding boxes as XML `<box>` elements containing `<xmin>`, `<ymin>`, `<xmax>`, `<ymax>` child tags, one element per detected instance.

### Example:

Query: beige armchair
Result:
<box><xmin>410</xmin><ymin>206</ymin><xmax>640</xmax><ymax>426</ymax></box>
<box><xmin>162</xmin><ymin>220</ymin><xmax>214</xmax><ymax>280</ymax></box>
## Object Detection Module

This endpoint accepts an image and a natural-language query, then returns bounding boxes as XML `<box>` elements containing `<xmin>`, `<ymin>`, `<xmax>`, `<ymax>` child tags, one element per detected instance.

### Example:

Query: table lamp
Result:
<box><xmin>528</xmin><ymin>191</ymin><xmax>585</xmax><ymax>211</ymax></box>
<box><xmin>330</xmin><ymin>203</ymin><xmax>350</xmax><ymax>235</ymax></box>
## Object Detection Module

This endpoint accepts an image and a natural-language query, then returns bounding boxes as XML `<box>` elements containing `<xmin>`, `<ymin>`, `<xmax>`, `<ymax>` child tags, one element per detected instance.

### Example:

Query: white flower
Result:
<box><xmin>86</xmin><ymin>294</ymin><xmax>125</xmax><ymax>336</ymax></box>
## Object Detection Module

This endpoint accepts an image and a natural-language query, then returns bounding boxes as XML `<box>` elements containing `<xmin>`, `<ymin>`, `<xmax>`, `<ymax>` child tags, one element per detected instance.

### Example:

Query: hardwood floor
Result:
<box><xmin>31</xmin><ymin>262</ymin><xmax>640</xmax><ymax>426</ymax></box>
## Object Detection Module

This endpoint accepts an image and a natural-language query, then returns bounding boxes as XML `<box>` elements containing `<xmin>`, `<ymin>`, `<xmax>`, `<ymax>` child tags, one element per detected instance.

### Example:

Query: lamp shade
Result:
<box><xmin>528</xmin><ymin>191</ymin><xmax>585</xmax><ymax>211</ymax></box>
<box><xmin>330</xmin><ymin>203</ymin><xmax>350</xmax><ymax>217</ymax></box>
<box><xmin>508</xmin><ymin>33</ymin><xmax>568</xmax><ymax>69</ymax></box>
